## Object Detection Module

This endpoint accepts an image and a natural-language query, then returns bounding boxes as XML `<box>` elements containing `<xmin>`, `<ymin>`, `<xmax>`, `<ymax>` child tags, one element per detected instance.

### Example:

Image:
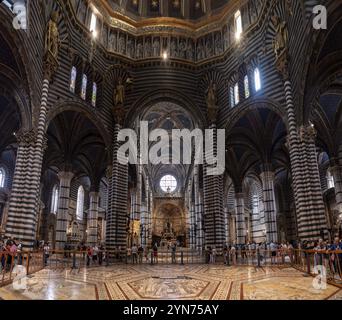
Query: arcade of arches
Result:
<box><xmin>0</xmin><ymin>0</ymin><xmax>342</xmax><ymax>257</ymax></box>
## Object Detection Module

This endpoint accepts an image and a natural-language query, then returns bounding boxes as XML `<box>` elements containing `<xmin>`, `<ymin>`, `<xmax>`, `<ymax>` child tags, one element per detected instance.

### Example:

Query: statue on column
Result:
<box><xmin>44</xmin><ymin>11</ymin><xmax>60</xmax><ymax>79</ymax></box>
<box><xmin>45</xmin><ymin>11</ymin><xmax>60</xmax><ymax>60</ymax></box>
<box><xmin>113</xmin><ymin>78</ymin><xmax>125</xmax><ymax>106</ymax></box>
<box><xmin>206</xmin><ymin>81</ymin><xmax>219</xmax><ymax>123</ymax></box>
<box><xmin>271</xmin><ymin>15</ymin><xmax>289</xmax><ymax>77</ymax></box>
<box><xmin>271</xmin><ymin>15</ymin><xmax>288</xmax><ymax>60</ymax></box>
<box><xmin>113</xmin><ymin>77</ymin><xmax>133</xmax><ymax>124</ymax></box>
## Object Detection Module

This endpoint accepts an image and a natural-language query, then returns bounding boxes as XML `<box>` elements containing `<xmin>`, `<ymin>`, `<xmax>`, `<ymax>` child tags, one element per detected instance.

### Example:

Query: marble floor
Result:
<box><xmin>0</xmin><ymin>265</ymin><xmax>341</xmax><ymax>300</ymax></box>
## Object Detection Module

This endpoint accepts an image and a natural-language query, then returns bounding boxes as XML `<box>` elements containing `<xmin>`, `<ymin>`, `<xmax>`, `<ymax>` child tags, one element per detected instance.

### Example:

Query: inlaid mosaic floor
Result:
<box><xmin>0</xmin><ymin>265</ymin><xmax>341</xmax><ymax>300</ymax></box>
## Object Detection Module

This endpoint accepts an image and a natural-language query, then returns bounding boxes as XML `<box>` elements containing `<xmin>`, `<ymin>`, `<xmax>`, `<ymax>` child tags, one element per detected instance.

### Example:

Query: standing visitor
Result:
<box><xmin>153</xmin><ymin>244</ymin><xmax>158</xmax><ymax>264</ymax></box>
<box><xmin>132</xmin><ymin>244</ymin><xmax>138</xmax><ymax>264</ymax></box>
<box><xmin>270</xmin><ymin>241</ymin><xmax>277</xmax><ymax>265</ymax></box>
<box><xmin>171</xmin><ymin>243</ymin><xmax>176</xmax><ymax>264</ymax></box>
<box><xmin>138</xmin><ymin>245</ymin><xmax>144</xmax><ymax>264</ymax></box>
<box><xmin>43</xmin><ymin>242</ymin><xmax>50</xmax><ymax>266</ymax></box>
<box><xmin>230</xmin><ymin>245</ymin><xmax>237</xmax><ymax>265</ymax></box>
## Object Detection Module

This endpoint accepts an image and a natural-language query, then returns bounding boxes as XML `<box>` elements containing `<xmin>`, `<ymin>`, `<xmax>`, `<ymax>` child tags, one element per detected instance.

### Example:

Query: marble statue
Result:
<box><xmin>145</xmin><ymin>39</ymin><xmax>152</xmax><ymax>57</ymax></box>
<box><xmin>179</xmin><ymin>39</ymin><xmax>186</xmax><ymax>59</ymax></box>
<box><xmin>136</xmin><ymin>41</ymin><xmax>143</xmax><ymax>58</ymax></box>
<box><xmin>118</xmin><ymin>34</ymin><xmax>126</xmax><ymax>54</ymax></box>
<box><xmin>110</xmin><ymin>32</ymin><xmax>116</xmax><ymax>52</ymax></box>
<box><xmin>186</xmin><ymin>41</ymin><xmax>194</xmax><ymax>60</ymax></box>
<box><xmin>223</xmin><ymin>26</ymin><xmax>229</xmax><ymax>50</ymax></box>
<box><xmin>170</xmin><ymin>38</ymin><xmax>177</xmax><ymax>57</ymax></box>
<box><xmin>205</xmin><ymin>38</ymin><xmax>212</xmax><ymax>58</ymax></box>
<box><xmin>153</xmin><ymin>38</ymin><xmax>160</xmax><ymax>56</ymax></box>
<box><xmin>271</xmin><ymin>15</ymin><xmax>288</xmax><ymax>59</ymax></box>
<box><xmin>215</xmin><ymin>34</ymin><xmax>222</xmax><ymax>55</ymax></box>
<box><xmin>45</xmin><ymin>11</ymin><xmax>60</xmax><ymax>59</ymax></box>
<box><xmin>114</xmin><ymin>78</ymin><xmax>125</xmax><ymax>106</ymax></box>
<box><xmin>127</xmin><ymin>38</ymin><xmax>134</xmax><ymax>58</ymax></box>
<box><xmin>206</xmin><ymin>81</ymin><xmax>219</xmax><ymax>122</ymax></box>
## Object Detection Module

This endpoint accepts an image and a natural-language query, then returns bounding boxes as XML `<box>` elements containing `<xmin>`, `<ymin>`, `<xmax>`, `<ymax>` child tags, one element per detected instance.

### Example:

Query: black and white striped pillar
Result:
<box><xmin>87</xmin><ymin>191</ymin><xmax>99</xmax><ymax>246</ymax></box>
<box><xmin>55</xmin><ymin>171</ymin><xmax>74</xmax><ymax>250</ymax></box>
<box><xmin>283</xmin><ymin>79</ymin><xmax>328</xmax><ymax>240</ymax></box>
<box><xmin>106</xmin><ymin>123</ymin><xmax>129</xmax><ymax>251</ymax></box>
<box><xmin>235</xmin><ymin>192</ymin><xmax>246</xmax><ymax>245</ymax></box>
<box><xmin>203</xmin><ymin>124</ymin><xmax>225</xmax><ymax>249</ymax></box>
<box><xmin>5</xmin><ymin>130</ymin><xmax>36</xmax><ymax>246</ymax></box>
<box><xmin>260</xmin><ymin>167</ymin><xmax>278</xmax><ymax>243</ymax></box>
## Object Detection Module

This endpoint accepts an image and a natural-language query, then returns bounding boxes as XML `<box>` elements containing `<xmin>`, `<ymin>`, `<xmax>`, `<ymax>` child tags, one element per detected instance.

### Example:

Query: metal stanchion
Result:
<box><xmin>71</xmin><ymin>251</ymin><xmax>77</xmax><ymax>269</ymax></box>
<box><xmin>257</xmin><ymin>248</ymin><xmax>261</xmax><ymax>267</ymax></box>
<box><xmin>151</xmin><ymin>251</ymin><xmax>153</xmax><ymax>265</ymax></box>
<box><xmin>106</xmin><ymin>251</ymin><xmax>109</xmax><ymax>266</ymax></box>
<box><xmin>181</xmin><ymin>251</ymin><xmax>184</xmax><ymax>265</ymax></box>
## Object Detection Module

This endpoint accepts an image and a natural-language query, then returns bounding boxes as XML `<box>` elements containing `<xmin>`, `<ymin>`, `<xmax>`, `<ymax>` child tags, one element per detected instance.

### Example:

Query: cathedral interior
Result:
<box><xmin>0</xmin><ymin>0</ymin><xmax>342</xmax><ymax>301</ymax></box>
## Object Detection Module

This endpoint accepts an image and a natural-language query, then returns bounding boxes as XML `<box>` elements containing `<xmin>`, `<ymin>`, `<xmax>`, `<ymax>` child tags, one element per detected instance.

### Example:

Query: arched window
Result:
<box><xmin>89</xmin><ymin>12</ymin><xmax>97</xmax><ymax>36</ymax></box>
<box><xmin>81</xmin><ymin>74</ymin><xmax>87</xmax><ymax>100</ymax></box>
<box><xmin>254</xmin><ymin>68</ymin><xmax>261</xmax><ymax>92</ymax></box>
<box><xmin>234</xmin><ymin>82</ymin><xmax>239</xmax><ymax>105</ymax></box>
<box><xmin>0</xmin><ymin>168</ymin><xmax>5</xmax><ymax>188</ymax></box>
<box><xmin>51</xmin><ymin>185</ymin><xmax>59</xmax><ymax>214</ymax></box>
<box><xmin>76</xmin><ymin>186</ymin><xmax>85</xmax><ymax>220</ymax></box>
<box><xmin>327</xmin><ymin>170</ymin><xmax>335</xmax><ymax>189</ymax></box>
<box><xmin>92</xmin><ymin>82</ymin><xmax>97</xmax><ymax>107</ymax></box>
<box><xmin>244</xmin><ymin>75</ymin><xmax>250</xmax><ymax>98</ymax></box>
<box><xmin>234</xmin><ymin>10</ymin><xmax>243</xmax><ymax>40</ymax></box>
<box><xmin>70</xmin><ymin>66</ymin><xmax>77</xmax><ymax>93</ymax></box>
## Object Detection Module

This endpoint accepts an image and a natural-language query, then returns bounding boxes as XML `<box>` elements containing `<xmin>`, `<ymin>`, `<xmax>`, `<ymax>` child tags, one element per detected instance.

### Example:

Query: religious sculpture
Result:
<box><xmin>223</xmin><ymin>27</ymin><xmax>229</xmax><ymax>50</ymax></box>
<box><xmin>179</xmin><ymin>39</ymin><xmax>186</xmax><ymax>59</ymax></box>
<box><xmin>170</xmin><ymin>38</ymin><xmax>177</xmax><ymax>58</ymax></box>
<box><xmin>145</xmin><ymin>39</ymin><xmax>152</xmax><ymax>57</ymax></box>
<box><xmin>113</xmin><ymin>78</ymin><xmax>125</xmax><ymax>106</ymax></box>
<box><xmin>205</xmin><ymin>38</ymin><xmax>212</xmax><ymax>58</ymax></box>
<box><xmin>215</xmin><ymin>34</ymin><xmax>222</xmax><ymax>55</ymax></box>
<box><xmin>197</xmin><ymin>40</ymin><xmax>204</xmax><ymax>61</ymax></box>
<box><xmin>136</xmin><ymin>40</ymin><xmax>143</xmax><ymax>58</ymax></box>
<box><xmin>45</xmin><ymin>11</ymin><xmax>60</xmax><ymax>60</ymax></box>
<box><xmin>110</xmin><ymin>32</ymin><xmax>116</xmax><ymax>52</ymax></box>
<box><xmin>153</xmin><ymin>38</ymin><xmax>160</xmax><ymax>57</ymax></box>
<box><xmin>127</xmin><ymin>38</ymin><xmax>134</xmax><ymax>58</ymax></box>
<box><xmin>271</xmin><ymin>15</ymin><xmax>288</xmax><ymax>60</ymax></box>
<box><xmin>206</xmin><ymin>81</ymin><xmax>219</xmax><ymax>123</ymax></box>
<box><xmin>186</xmin><ymin>41</ymin><xmax>194</xmax><ymax>60</ymax></box>
<box><xmin>118</xmin><ymin>34</ymin><xmax>126</xmax><ymax>54</ymax></box>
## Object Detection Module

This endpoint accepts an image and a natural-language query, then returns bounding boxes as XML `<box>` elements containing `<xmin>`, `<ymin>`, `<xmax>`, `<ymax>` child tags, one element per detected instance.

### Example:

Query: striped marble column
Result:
<box><xmin>6</xmin><ymin>79</ymin><xmax>50</xmax><ymax>248</ymax></box>
<box><xmin>194</xmin><ymin>166</ymin><xmax>204</xmax><ymax>251</ymax></box>
<box><xmin>5</xmin><ymin>130</ymin><xmax>36</xmax><ymax>245</ymax></box>
<box><xmin>106</xmin><ymin>123</ymin><xmax>129</xmax><ymax>251</ymax></box>
<box><xmin>283</xmin><ymin>79</ymin><xmax>328</xmax><ymax>240</ymax></box>
<box><xmin>87</xmin><ymin>191</ymin><xmax>99</xmax><ymax>246</ymax></box>
<box><xmin>224</xmin><ymin>207</ymin><xmax>230</xmax><ymax>245</ymax></box>
<box><xmin>203</xmin><ymin>124</ymin><xmax>225</xmax><ymax>249</ymax></box>
<box><xmin>260</xmin><ymin>167</ymin><xmax>278</xmax><ymax>243</ymax></box>
<box><xmin>235</xmin><ymin>192</ymin><xmax>246</xmax><ymax>245</ymax></box>
<box><xmin>55</xmin><ymin>172</ymin><xmax>74</xmax><ymax>250</ymax></box>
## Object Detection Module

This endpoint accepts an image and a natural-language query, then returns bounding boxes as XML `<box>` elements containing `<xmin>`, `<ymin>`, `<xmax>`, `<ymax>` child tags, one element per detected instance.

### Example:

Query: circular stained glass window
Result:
<box><xmin>160</xmin><ymin>175</ymin><xmax>177</xmax><ymax>193</ymax></box>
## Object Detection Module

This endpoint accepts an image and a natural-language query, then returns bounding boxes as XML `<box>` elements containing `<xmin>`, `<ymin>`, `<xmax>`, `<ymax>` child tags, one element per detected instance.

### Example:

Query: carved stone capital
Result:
<box><xmin>15</xmin><ymin>129</ymin><xmax>37</xmax><ymax>146</ymax></box>
<box><xmin>207</xmin><ymin>105</ymin><xmax>219</xmax><ymax>124</ymax></box>
<box><xmin>43</xmin><ymin>51</ymin><xmax>59</xmax><ymax>81</ymax></box>
<box><xmin>113</xmin><ymin>104</ymin><xmax>126</xmax><ymax>125</ymax></box>
<box><xmin>299</xmin><ymin>124</ymin><xmax>316</xmax><ymax>142</ymax></box>
<box><xmin>275</xmin><ymin>49</ymin><xmax>289</xmax><ymax>81</ymax></box>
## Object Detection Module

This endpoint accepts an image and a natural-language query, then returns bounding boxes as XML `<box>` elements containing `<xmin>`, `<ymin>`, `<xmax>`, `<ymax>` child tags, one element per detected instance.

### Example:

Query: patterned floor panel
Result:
<box><xmin>0</xmin><ymin>265</ymin><xmax>340</xmax><ymax>300</ymax></box>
